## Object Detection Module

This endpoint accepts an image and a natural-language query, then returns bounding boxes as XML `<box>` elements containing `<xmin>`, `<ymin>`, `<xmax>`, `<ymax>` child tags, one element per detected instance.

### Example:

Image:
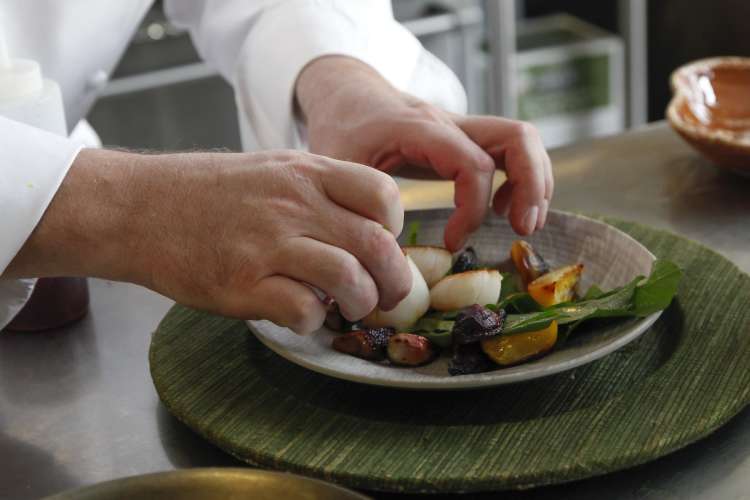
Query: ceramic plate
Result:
<box><xmin>247</xmin><ymin>209</ymin><xmax>661</xmax><ymax>390</ymax></box>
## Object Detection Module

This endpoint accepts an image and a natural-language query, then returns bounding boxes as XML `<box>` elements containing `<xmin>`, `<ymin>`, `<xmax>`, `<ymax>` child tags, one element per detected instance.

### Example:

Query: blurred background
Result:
<box><xmin>88</xmin><ymin>0</ymin><xmax>750</xmax><ymax>152</ymax></box>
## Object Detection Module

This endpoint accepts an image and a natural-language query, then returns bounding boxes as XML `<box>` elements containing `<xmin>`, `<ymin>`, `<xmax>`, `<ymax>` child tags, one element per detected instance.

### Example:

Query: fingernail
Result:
<box><xmin>523</xmin><ymin>205</ymin><xmax>539</xmax><ymax>234</ymax></box>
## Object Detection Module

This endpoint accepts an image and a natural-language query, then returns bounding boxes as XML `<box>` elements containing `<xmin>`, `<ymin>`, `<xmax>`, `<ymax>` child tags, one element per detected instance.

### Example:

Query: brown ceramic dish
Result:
<box><xmin>667</xmin><ymin>56</ymin><xmax>750</xmax><ymax>175</ymax></box>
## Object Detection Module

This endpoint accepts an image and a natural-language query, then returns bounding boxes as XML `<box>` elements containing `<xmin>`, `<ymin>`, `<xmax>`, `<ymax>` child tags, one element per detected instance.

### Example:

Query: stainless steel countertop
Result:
<box><xmin>2</xmin><ymin>123</ymin><xmax>749</xmax><ymax>500</ymax></box>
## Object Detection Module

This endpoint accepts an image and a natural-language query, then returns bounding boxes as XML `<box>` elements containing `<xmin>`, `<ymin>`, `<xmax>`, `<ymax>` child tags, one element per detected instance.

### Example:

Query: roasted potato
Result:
<box><xmin>527</xmin><ymin>264</ymin><xmax>583</xmax><ymax>308</ymax></box>
<box><xmin>510</xmin><ymin>240</ymin><xmax>550</xmax><ymax>288</ymax></box>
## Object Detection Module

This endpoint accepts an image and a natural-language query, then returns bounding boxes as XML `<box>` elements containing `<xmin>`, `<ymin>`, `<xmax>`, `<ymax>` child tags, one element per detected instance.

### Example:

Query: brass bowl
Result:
<box><xmin>667</xmin><ymin>56</ymin><xmax>750</xmax><ymax>175</ymax></box>
<box><xmin>43</xmin><ymin>468</ymin><xmax>370</xmax><ymax>500</ymax></box>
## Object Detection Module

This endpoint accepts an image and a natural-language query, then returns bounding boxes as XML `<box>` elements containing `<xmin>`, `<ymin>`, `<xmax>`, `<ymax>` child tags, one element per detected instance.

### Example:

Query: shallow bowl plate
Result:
<box><xmin>247</xmin><ymin>210</ymin><xmax>660</xmax><ymax>390</ymax></box>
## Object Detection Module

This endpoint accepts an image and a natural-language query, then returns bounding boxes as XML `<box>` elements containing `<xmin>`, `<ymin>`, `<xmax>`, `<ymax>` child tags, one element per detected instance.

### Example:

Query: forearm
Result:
<box><xmin>4</xmin><ymin>149</ymin><xmax>147</xmax><ymax>282</ymax></box>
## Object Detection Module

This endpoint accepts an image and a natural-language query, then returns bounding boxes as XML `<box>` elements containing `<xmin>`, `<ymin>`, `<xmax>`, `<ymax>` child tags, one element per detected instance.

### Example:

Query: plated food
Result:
<box><xmin>328</xmin><ymin>232</ymin><xmax>681</xmax><ymax>376</ymax></box>
<box><xmin>247</xmin><ymin>210</ymin><xmax>676</xmax><ymax>389</ymax></box>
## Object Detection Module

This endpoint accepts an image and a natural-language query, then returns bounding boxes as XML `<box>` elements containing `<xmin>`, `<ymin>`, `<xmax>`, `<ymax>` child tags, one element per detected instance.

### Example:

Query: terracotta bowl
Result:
<box><xmin>667</xmin><ymin>56</ymin><xmax>750</xmax><ymax>175</ymax></box>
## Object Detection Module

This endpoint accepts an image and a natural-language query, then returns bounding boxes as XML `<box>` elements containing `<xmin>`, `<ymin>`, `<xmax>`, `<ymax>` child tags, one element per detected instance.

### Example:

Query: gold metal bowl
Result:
<box><xmin>667</xmin><ymin>56</ymin><xmax>750</xmax><ymax>175</ymax></box>
<box><xmin>43</xmin><ymin>468</ymin><xmax>370</xmax><ymax>500</ymax></box>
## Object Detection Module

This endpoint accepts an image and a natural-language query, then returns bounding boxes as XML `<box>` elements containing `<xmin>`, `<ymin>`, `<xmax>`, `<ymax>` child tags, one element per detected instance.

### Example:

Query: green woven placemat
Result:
<box><xmin>149</xmin><ymin>218</ymin><xmax>750</xmax><ymax>493</ymax></box>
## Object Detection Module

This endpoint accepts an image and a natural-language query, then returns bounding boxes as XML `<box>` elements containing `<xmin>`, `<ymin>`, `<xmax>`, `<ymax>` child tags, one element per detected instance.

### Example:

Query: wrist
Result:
<box><xmin>296</xmin><ymin>55</ymin><xmax>407</xmax><ymax>127</ymax></box>
<box><xmin>5</xmin><ymin>148</ymin><xmax>147</xmax><ymax>283</ymax></box>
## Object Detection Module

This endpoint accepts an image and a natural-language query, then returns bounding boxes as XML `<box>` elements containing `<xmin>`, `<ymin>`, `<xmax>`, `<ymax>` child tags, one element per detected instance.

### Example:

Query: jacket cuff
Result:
<box><xmin>233</xmin><ymin>0</ymin><xmax>422</xmax><ymax>150</ymax></box>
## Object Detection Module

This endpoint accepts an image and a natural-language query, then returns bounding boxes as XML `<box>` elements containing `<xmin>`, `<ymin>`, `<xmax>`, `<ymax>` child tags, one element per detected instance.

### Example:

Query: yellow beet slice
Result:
<box><xmin>480</xmin><ymin>321</ymin><xmax>558</xmax><ymax>366</ymax></box>
<box><xmin>527</xmin><ymin>264</ymin><xmax>583</xmax><ymax>308</ymax></box>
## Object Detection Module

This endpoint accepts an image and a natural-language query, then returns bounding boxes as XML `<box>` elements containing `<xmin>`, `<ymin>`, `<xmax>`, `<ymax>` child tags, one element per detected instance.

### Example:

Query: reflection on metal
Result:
<box><xmin>102</xmin><ymin>8</ymin><xmax>484</xmax><ymax>98</ymax></box>
<box><xmin>618</xmin><ymin>0</ymin><xmax>648</xmax><ymax>126</ymax></box>
<box><xmin>403</xmin><ymin>5</ymin><xmax>482</xmax><ymax>37</ymax></box>
<box><xmin>43</xmin><ymin>469</ymin><xmax>370</xmax><ymax>500</ymax></box>
<box><xmin>485</xmin><ymin>0</ymin><xmax>517</xmax><ymax>117</ymax></box>
<box><xmin>99</xmin><ymin>62</ymin><xmax>216</xmax><ymax>97</ymax></box>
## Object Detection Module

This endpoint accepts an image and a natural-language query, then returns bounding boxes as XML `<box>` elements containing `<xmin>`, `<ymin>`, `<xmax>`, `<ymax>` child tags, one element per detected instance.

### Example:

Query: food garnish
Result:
<box><xmin>331</xmin><ymin>236</ymin><xmax>682</xmax><ymax>376</ymax></box>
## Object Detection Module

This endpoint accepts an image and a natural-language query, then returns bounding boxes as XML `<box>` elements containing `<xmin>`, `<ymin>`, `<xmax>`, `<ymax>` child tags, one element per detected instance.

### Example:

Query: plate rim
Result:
<box><xmin>43</xmin><ymin>468</ymin><xmax>370</xmax><ymax>500</ymax></box>
<box><xmin>248</xmin><ymin>210</ymin><xmax>661</xmax><ymax>390</ymax></box>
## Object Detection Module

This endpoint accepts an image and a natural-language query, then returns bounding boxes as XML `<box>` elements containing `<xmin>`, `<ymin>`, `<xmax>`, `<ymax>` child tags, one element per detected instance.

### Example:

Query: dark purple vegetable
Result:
<box><xmin>324</xmin><ymin>306</ymin><xmax>360</xmax><ymax>332</ymax></box>
<box><xmin>332</xmin><ymin>328</ymin><xmax>394</xmax><ymax>360</ymax></box>
<box><xmin>451</xmin><ymin>304</ymin><xmax>506</xmax><ymax>345</ymax></box>
<box><xmin>387</xmin><ymin>333</ymin><xmax>436</xmax><ymax>366</ymax></box>
<box><xmin>451</xmin><ymin>246</ymin><xmax>478</xmax><ymax>274</ymax></box>
<box><xmin>448</xmin><ymin>342</ymin><xmax>495</xmax><ymax>376</ymax></box>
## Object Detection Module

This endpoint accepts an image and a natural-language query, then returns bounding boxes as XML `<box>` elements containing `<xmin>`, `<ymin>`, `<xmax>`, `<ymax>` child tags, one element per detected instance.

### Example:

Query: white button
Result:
<box><xmin>87</xmin><ymin>70</ymin><xmax>109</xmax><ymax>91</ymax></box>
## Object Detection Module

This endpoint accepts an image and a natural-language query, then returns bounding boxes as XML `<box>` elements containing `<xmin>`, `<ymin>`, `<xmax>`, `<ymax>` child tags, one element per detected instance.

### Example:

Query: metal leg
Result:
<box><xmin>485</xmin><ymin>0</ymin><xmax>517</xmax><ymax>118</ymax></box>
<box><xmin>618</xmin><ymin>0</ymin><xmax>648</xmax><ymax>126</ymax></box>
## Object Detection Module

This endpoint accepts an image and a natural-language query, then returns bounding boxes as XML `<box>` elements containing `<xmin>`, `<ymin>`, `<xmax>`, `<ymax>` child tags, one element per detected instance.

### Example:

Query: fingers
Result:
<box><xmin>492</xmin><ymin>179</ymin><xmax>513</xmax><ymax>216</ymax></box>
<box><xmin>320</xmin><ymin>159</ymin><xmax>405</xmax><ymax>236</ymax></box>
<box><xmin>245</xmin><ymin>275</ymin><xmax>327</xmax><ymax>335</ymax></box>
<box><xmin>392</xmin><ymin>122</ymin><xmax>495</xmax><ymax>251</ymax></box>
<box><xmin>273</xmin><ymin>237</ymin><xmax>378</xmax><ymax>321</ymax></box>
<box><xmin>457</xmin><ymin>116</ymin><xmax>553</xmax><ymax>235</ymax></box>
<box><xmin>316</xmin><ymin>206</ymin><xmax>412</xmax><ymax>311</ymax></box>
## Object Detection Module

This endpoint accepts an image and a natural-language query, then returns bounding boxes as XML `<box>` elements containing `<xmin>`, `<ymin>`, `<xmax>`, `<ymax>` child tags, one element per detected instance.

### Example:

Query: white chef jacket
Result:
<box><xmin>0</xmin><ymin>0</ymin><xmax>466</xmax><ymax>329</ymax></box>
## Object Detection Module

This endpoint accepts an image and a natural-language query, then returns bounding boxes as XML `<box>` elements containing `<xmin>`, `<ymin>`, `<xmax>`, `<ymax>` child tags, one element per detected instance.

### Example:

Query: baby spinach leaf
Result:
<box><xmin>406</xmin><ymin>221</ymin><xmax>420</xmax><ymax>246</ymax></box>
<box><xmin>502</xmin><ymin>259</ymin><xmax>681</xmax><ymax>336</ymax></box>
<box><xmin>632</xmin><ymin>259</ymin><xmax>682</xmax><ymax>316</ymax></box>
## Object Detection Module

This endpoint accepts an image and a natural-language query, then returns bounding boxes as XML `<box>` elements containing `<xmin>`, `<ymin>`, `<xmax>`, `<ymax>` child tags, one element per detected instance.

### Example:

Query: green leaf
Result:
<box><xmin>582</xmin><ymin>284</ymin><xmax>605</xmax><ymax>300</ymax></box>
<box><xmin>406</xmin><ymin>221</ymin><xmax>420</xmax><ymax>246</ymax></box>
<box><xmin>499</xmin><ymin>272</ymin><xmax>521</xmax><ymax>300</ymax></box>
<box><xmin>503</xmin><ymin>310</ymin><xmax>558</xmax><ymax>334</ymax></box>
<box><xmin>411</xmin><ymin>315</ymin><xmax>455</xmax><ymax>348</ymax></box>
<box><xmin>632</xmin><ymin>259</ymin><xmax>682</xmax><ymax>316</ymax></box>
<box><xmin>502</xmin><ymin>259</ymin><xmax>682</xmax><ymax>337</ymax></box>
<box><xmin>496</xmin><ymin>292</ymin><xmax>541</xmax><ymax>314</ymax></box>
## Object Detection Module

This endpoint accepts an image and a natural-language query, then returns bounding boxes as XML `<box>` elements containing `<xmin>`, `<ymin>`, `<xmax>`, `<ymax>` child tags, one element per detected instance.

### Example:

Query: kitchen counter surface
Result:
<box><xmin>2</xmin><ymin>123</ymin><xmax>749</xmax><ymax>499</ymax></box>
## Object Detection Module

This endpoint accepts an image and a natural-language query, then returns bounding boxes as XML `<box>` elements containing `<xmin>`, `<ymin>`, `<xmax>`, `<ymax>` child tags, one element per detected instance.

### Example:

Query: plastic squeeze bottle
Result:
<box><xmin>0</xmin><ymin>20</ymin><xmax>90</xmax><ymax>331</ymax></box>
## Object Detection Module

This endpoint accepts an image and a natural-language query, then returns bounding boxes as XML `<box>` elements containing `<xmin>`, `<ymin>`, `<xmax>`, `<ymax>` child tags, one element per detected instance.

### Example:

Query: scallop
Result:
<box><xmin>429</xmin><ymin>269</ymin><xmax>502</xmax><ymax>312</ymax></box>
<box><xmin>403</xmin><ymin>245</ymin><xmax>453</xmax><ymax>288</ymax></box>
<box><xmin>363</xmin><ymin>256</ymin><xmax>430</xmax><ymax>330</ymax></box>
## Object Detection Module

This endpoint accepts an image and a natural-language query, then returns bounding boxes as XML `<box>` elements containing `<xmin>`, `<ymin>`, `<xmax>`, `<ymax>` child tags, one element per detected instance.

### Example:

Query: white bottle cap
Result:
<box><xmin>0</xmin><ymin>11</ymin><xmax>43</xmax><ymax>101</ymax></box>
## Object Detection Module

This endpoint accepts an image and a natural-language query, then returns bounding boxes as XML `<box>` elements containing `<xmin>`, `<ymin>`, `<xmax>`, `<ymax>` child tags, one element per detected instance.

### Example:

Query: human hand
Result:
<box><xmin>296</xmin><ymin>56</ymin><xmax>553</xmax><ymax>251</ymax></box>
<box><xmin>6</xmin><ymin>149</ymin><xmax>411</xmax><ymax>334</ymax></box>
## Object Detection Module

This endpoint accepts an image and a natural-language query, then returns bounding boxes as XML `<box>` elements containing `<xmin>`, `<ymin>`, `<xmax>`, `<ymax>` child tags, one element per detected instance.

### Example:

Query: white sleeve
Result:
<box><xmin>0</xmin><ymin>116</ymin><xmax>82</xmax><ymax>329</ymax></box>
<box><xmin>164</xmin><ymin>0</ymin><xmax>467</xmax><ymax>151</ymax></box>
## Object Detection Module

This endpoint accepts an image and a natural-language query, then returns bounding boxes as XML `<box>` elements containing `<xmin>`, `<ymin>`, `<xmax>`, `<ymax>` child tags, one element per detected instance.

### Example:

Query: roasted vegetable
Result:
<box><xmin>510</xmin><ymin>240</ymin><xmax>550</xmax><ymax>288</ymax></box>
<box><xmin>430</xmin><ymin>269</ymin><xmax>502</xmax><ymax>312</ymax></box>
<box><xmin>451</xmin><ymin>304</ymin><xmax>505</xmax><ymax>344</ymax></box>
<box><xmin>332</xmin><ymin>327</ymin><xmax>395</xmax><ymax>360</ymax></box>
<box><xmin>364</xmin><ymin>256</ymin><xmax>430</xmax><ymax>330</ymax></box>
<box><xmin>403</xmin><ymin>245</ymin><xmax>453</xmax><ymax>288</ymax></box>
<box><xmin>527</xmin><ymin>264</ymin><xmax>583</xmax><ymax>308</ymax></box>
<box><xmin>387</xmin><ymin>333</ymin><xmax>436</xmax><ymax>366</ymax></box>
<box><xmin>324</xmin><ymin>304</ymin><xmax>360</xmax><ymax>332</ymax></box>
<box><xmin>451</xmin><ymin>247</ymin><xmax>478</xmax><ymax>274</ymax></box>
<box><xmin>481</xmin><ymin>321</ymin><xmax>558</xmax><ymax>366</ymax></box>
<box><xmin>448</xmin><ymin>342</ymin><xmax>495</xmax><ymax>376</ymax></box>
<box><xmin>411</xmin><ymin>314</ymin><xmax>456</xmax><ymax>348</ymax></box>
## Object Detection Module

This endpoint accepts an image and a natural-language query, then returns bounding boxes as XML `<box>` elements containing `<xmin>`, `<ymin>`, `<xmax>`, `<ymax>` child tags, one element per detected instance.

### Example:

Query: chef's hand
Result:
<box><xmin>5</xmin><ymin>148</ymin><xmax>411</xmax><ymax>334</ymax></box>
<box><xmin>296</xmin><ymin>56</ymin><xmax>553</xmax><ymax>251</ymax></box>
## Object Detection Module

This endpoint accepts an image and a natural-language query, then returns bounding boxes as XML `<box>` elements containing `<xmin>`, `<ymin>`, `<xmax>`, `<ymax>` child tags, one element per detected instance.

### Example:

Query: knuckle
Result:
<box><xmin>374</xmin><ymin>174</ymin><xmax>401</xmax><ymax>207</ymax></box>
<box><xmin>288</xmin><ymin>295</ymin><xmax>324</xmax><ymax>334</ymax></box>
<box><xmin>367</xmin><ymin>225</ymin><xmax>398</xmax><ymax>260</ymax></box>
<box><xmin>516</xmin><ymin>121</ymin><xmax>539</xmax><ymax>139</ymax></box>
<box><xmin>333</xmin><ymin>255</ymin><xmax>362</xmax><ymax>291</ymax></box>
